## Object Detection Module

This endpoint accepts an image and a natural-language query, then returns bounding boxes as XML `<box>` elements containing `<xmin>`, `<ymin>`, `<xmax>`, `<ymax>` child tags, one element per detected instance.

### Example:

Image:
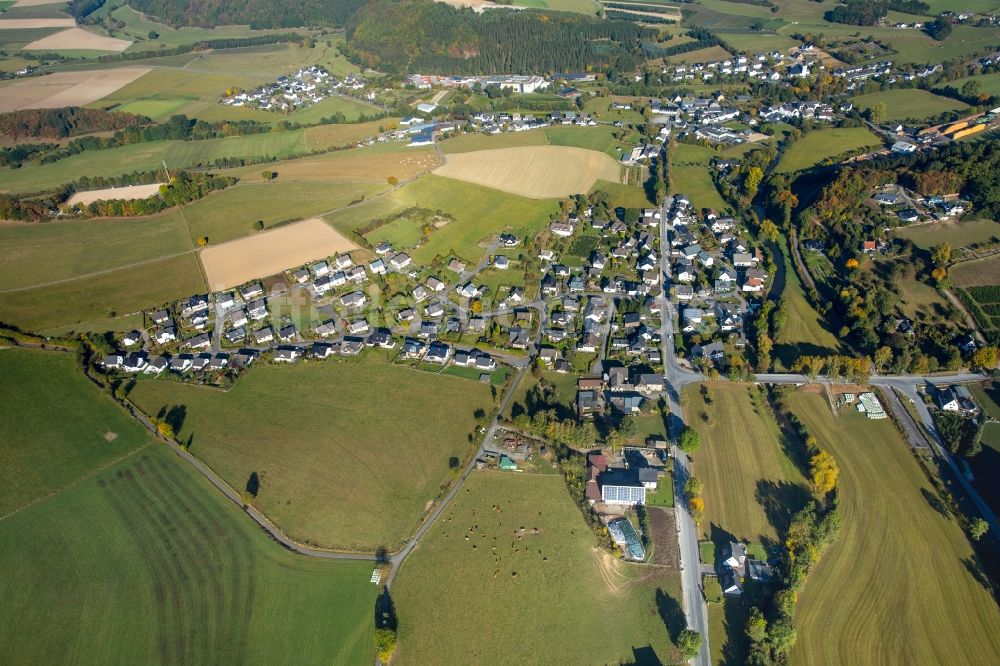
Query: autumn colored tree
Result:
<box><xmin>970</xmin><ymin>347</ymin><xmax>998</xmax><ymax>369</ymax></box>
<box><xmin>873</xmin><ymin>346</ymin><xmax>893</xmax><ymax>374</ymax></box>
<box><xmin>688</xmin><ymin>496</ymin><xmax>704</xmax><ymax>521</ymax></box>
<box><xmin>744</xmin><ymin>166</ymin><xmax>764</xmax><ymax>200</ymax></box>
<box><xmin>760</xmin><ymin>218</ymin><xmax>780</xmax><ymax>242</ymax></box>
<box><xmin>931</xmin><ymin>242</ymin><xmax>952</xmax><ymax>267</ymax></box>
<box><xmin>810</xmin><ymin>450</ymin><xmax>839</xmax><ymax>495</ymax></box>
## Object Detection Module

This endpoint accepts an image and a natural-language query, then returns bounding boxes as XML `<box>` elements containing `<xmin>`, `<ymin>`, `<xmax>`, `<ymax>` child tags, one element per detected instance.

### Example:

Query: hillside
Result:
<box><xmin>124</xmin><ymin>0</ymin><xmax>368</xmax><ymax>29</ymax></box>
<box><xmin>345</xmin><ymin>0</ymin><xmax>653</xmax><ymax>74</ymax></box>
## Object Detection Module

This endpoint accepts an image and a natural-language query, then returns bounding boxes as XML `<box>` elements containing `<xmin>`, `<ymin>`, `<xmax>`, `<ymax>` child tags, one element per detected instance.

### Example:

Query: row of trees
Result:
<box><xmin>66</xmin><ymin>172</ymin><xmax>238</xmax><ymax>218</ymax></box>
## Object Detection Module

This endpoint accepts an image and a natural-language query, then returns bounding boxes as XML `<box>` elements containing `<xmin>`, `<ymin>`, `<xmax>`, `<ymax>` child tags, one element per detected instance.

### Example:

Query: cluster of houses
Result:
<box><xmin>659</xmin><ymin>52</ymin><xmax>813</xmax><ymax>86</ymax></box>
<box><xmin>407</xmin><ymin>73</ymin><xmax>550</xmax><ymax>94</ymax></box>
<box><xmin>585</xmin><ymin>448</ymin><xmax>667</xmax><ymax>507</ymax></box>
<box><xmin>870</xmin><ymin>185</ymin><xmax>969</xmax><ymax>224</ymax></box>
<box><xmin>220</xmin><ymin>67</ymin><xmax>365</xmax><ymax>113</ymax></box>
<box><xmin>715</xmin><ymin>541</ymin><xmax>774</xmax><ymax>596</ymax></box>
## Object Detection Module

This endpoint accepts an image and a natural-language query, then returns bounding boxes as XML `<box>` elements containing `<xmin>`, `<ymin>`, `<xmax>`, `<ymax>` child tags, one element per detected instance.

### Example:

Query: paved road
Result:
<box><xmin>657</xmin><ymin>207</ymin><xmax>710</xmax><ymax>666</ymax></box>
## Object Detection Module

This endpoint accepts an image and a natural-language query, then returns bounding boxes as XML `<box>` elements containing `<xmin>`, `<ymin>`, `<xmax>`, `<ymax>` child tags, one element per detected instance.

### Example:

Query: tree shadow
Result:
<box><xmin>622</xmin><ymin>645</ymin><xmax>663</xmax><ymax>666</ymax></box>
<box><xmin>163</xmin><ymin>404</ymin><xmax>187</xmax><ymax>434</ymax></box>
<box><xmin>755</xmin><ymin>479</ymin><xmax>812</xmax><ymax>538</ymax></box>
<box><xmin>375</xmin><ymin>586</ymin><xmax>397</xmax><ymax>631</ymax></box>
<box><xmin>720</xmin><ymin>598</ymin><xmax>749</xmax><ymax>666</ymax></box>
<box><xmin>246</xmin><ymin>471</ymin><xmax>260</xmax><ymax>497</ymax></box>
<box><xmin>920</xmin><ymin>487</ymin><xmax>950</xmax><ymax>518</ymax></box>
<box><xmin>709</xmin><ymin>522</ymin><xmax>739</xmax><ymax>558</ymax></box>
<box><xmin>963</xmin><ymin>555</ymin><xmax>1000</xmax><ymax>607</ymax></box>
<box><xmin>655</xmin><ymin>587</ymin><xmax>687</xmax><ymax>641</ymax></box>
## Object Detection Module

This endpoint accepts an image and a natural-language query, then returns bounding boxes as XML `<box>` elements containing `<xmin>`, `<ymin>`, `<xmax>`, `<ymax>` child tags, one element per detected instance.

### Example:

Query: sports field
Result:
<box><xmin>777</xmin><ymin>127</ymin><xmax>882</xmax><ymax>173</ymax></box>
<box><xmin>784</xmin><ymin>392</ymin><xmax>1000</xmax><ymax>666</ymax></box>
<box><xmin>0</xmin><ymin>445</ymin><xmax>378</xmax><ymax>664</ymax></box>
<box><xmin>683</xmin><ymin>383</ymin><xmax>811</xmax><ymax>544</ymax></box>
<box><xmin>393</xmin><ymin>471</ymin><xmax>685</xmax><ymax>665</ymax></box>
<box><xmin>0</xmin><ymin>252</ymin><xmax>206</xmax><ymax>333</ymax></box>
<box><xmin>434</xmin><ymin>146</ymin><xmax>622</xmax><ymax>198</ymax></box>
<box><xmin>851</xmin><ymin>89</ymin><xmax>967</xmax><ymax>122</ymax></box>
<box><xmin>127</xmin><ymin>354</ymin><xmax>495</xmax><ymax>551</ymax></box>
<box><xmin>0</xmin><ymin>67</ymin><xmax>150</xmax><ymax>112</ymax></box>
<box><xmin>200</xmin><ymin>217</ymin><xmax>359</xmax><ymax>290</ymax></box>
<box><xmin>386</xmin><ymin>174</ymin><xmax>559</xmax><ymax>264</ymax></box>
<box><xmin>0</xmin><ymin>348</ymin><xmax>149</xmax><ymax>516</ymax></box>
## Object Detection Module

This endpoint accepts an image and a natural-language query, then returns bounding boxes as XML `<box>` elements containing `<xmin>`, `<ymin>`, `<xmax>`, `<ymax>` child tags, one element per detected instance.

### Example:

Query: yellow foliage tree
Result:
<box><xmin>688</xmin><ymin>496</ymin><xmax>704</xmax><ymax>520</ymax></box>
<box><xmin>810</xmin><ymin>450</ymin><xmax>839</xmax><ymax>495</ymax></box>
<box><xmin>845</xmin><ymin>258</ymin><xmax>859</xmax><ymax>270</ymax></box>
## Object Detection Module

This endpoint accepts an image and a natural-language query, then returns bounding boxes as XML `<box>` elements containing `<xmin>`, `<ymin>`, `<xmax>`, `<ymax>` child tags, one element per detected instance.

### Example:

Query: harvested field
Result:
<box><xmin>952</xmin><ymin>254</ymin><xmax>1000</xmax><ymax>287</ymax></box>
<box><xmin>0</xmin><ymin>19</ymin><xmax>75</xmax><ymax>28</ymax></box>
<box><xmin>199</xmin><ymin>217</ymin><xmax>358</xmax><ymax>290</ymax></box>
<box><xmin>433</xmin><ymin>146</ymin><xmax>622</xmax><ymax>199</ymax></box>
<box><xmin>785</xmin><ymin>391</ymin><xmax>1000</xmax><ymax>666</ymax></box>
<box><xmin>66</xmin><ymin>183</ymin><xmax>163</xmax><ymax>206</ymax></box>
<box><xmin>0</xmin><ymin>67</ymin><xmax>149</xmax><ymax>111</ymax></box>
<box><xmin>13</xmin><ymin>0</ymin><xmax>71</xmax><ymax>5</ymax></box>
<box><xmin>23</xmin><ymin>27</ymin><xmax>132</xmax><ymax>52</ymax></box>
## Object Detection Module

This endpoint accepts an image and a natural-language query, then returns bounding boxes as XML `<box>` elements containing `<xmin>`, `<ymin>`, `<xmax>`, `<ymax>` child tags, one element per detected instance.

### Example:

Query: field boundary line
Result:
<box><xmin>0</xmin><ymin>441</ymin><xmax>153</xmax><ymax>523</ymax></box>
<box><xmin>0</xmin><ymin>249</ymin><xmax>197</xmax><ymax>293</ymax></box>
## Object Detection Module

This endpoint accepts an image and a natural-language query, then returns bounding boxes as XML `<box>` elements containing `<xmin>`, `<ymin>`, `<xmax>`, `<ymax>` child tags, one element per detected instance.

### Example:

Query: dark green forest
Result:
<box><xmin>345</xmin><ymin>0</ymin><xmax>653</xmax><ymax>74</ymax></box>
<box><xmin>125</xmin><ymin>0</ymin><xmax>368</xmax><ymax>29</ymax></box>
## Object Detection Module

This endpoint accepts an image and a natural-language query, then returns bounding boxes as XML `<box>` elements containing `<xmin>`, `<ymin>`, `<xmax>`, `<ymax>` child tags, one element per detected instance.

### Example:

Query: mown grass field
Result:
<box><xmin>439</xmin><ymin>128</ymin><xmax>548</xmax><ymax>154</ymax></box>
<box><xmin>0</xmin><ymin>252</ymin><xmax>206</xmax><ymax>334</ymax></box>
<box><xmin>684</xmin><ymin>383</ymin><xmax>811</xmax><ymax>545</ymax></box>
<box><xmin>389</xmin><ymin>174</ymin><xmax>559</xmax><ymax>264</ymax></box>
<box><xmin>0</xmin><ymin>209</ymin><xmax>192</xmax><ymax>290</ymax></box>
<box><xmin>591</xmin><ymin>179</ymin><xmax>653</xmax><ymax>208</ymax></box>
<box><xmin>851</xmin><ymin>88</ymin><xmax>968</xmax><ymax>122</ymax></box>
<box><xmin>543</xmin><ymin>125</ymin><xmax>618</xmax><ymax>153</ymax></box>
<box><xmin>0</xmin><ymin>348</ymin><xmax>150</xmax><ymax>516</ymax></box>
<box><xmin>0</xmin><ymin>445</ymin><xmax>378</xmax><ymax>664</ymax></box>
<box><xmin>393</xmin><ymin>471</ymin><xmax>684</xmax><ymax>665</ymax></box>
<box><xmin>127</xmin><ymin>354</ymin><xmax>495</xmax><ymax>551</ymax></box>
<box><xmin>894</xmin><ymin>219</ymin><xmax>1000</xmax><ymax>250</ymax></box>
<box><xmin>774</xmin><ymin>240</ymin><xmax>842</xmax><ymax>368</ymax></box>
<box><xmin>784</xmin><ymin>391</ymin><xmax>1000</xmax><ymax>666</ymax></box>
<box><xmin>0</xmin><ymin>132</ymin><xmax>308</xmax><ymax>193</ymax></box>
<box><xmin>182</xmin><ymin>180</ymin><xmax>387</xmax><ymax>245</ymax></box>
<box><xmin>670</xmin><ymin>164</ymin><xmax>727</xmax><ymax>212</ymax></box>
<box><xmin>777</xmin><ymin>127</ymin><xmax>882</xmax><ymax>173</ymax></box>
